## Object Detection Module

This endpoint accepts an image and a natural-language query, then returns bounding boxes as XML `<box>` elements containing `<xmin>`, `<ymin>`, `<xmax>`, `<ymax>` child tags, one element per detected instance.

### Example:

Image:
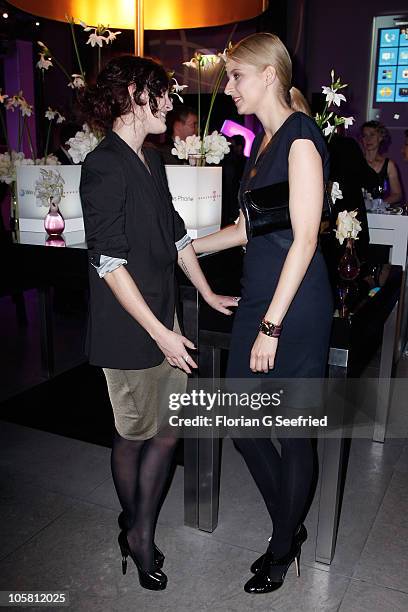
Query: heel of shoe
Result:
<box><xmin>118</xmin><ymin>532</ymin><xmax>128</xmax><ymax>575</ymax></box>
<box><xmin>294</xmin><ymin>551</ymin><xmax>301</xmax><ymax>577</ymax></box>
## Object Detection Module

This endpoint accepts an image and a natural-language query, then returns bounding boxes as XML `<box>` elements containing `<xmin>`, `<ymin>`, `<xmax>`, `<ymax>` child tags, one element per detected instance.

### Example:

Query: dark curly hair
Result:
<box><xmin>79</xmin><ymin>55</ymin><xmax>170</xmax><ymax>133</ymax></box>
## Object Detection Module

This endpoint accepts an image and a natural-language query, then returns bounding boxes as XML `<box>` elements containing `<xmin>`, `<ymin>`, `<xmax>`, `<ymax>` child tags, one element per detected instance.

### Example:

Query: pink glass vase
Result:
<box><xmin>44</xmin><ymin>200</ymin><xmax>65</xmax><ymax>236</ymax></box>
<box><xmin>338</xmin><ymin>237</ymin><xmax>360</xmax><ymax>281</ymax></box>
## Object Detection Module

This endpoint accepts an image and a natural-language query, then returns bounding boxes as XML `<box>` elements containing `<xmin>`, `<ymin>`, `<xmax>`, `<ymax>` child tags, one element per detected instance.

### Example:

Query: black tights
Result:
<box><xmin>233</xmin><ymin>435</ymin><xmax>314</xmax><ymax>558</ymax></box>
<box><xmin>111</xmin><ymin>427</ymin><xmax>178</xmax><ymax>570</ymax></box>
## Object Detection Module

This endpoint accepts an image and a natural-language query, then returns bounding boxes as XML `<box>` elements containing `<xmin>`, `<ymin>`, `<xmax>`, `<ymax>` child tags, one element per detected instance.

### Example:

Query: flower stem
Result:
<box><xmin>49</xmin><ymin>53</ymin><xmax>73</xmax><ymax>84</ymax></box>
<box><xmin>18</xmin><ymin>114</ymin><xmax>22</xmax><ymax>151</ymax></box>
<box><xmin>44</xmin><ymin>121</ymin><xmax>52</xmax><ymax>163</ymax></box>
<box><xmin>68</xmin><ymin>18</ymin><xmax>86</xmax><ymax>80</ymax></box>
<box><xmin>197</xmin><ymin>62</ymin><xmax>201</xmax><ymax>141</ymax></box>
<box><xmin>0</xmin><ymin>109</ymin><xmax>10</xmax><ymax>153</ymax></box>
<box><xmin>25</xmin><ymin>119</ymin><xmax>35</xmax><ymax>160</ymax></box>
<box><xmin>202</xmin><ymin>63</ymin><xmax>226</xmax><ymax>142</ymax></box>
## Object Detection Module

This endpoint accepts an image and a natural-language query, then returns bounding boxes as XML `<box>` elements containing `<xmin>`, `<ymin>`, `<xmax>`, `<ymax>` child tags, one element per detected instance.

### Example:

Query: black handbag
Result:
<box><xmin>241</xmin><ymin>180</ymin><xmax>333</xmax><ymax>239</ymax></box>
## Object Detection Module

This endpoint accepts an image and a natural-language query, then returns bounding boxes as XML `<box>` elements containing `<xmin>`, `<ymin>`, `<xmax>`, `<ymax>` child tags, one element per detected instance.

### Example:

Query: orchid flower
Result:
<box><xmin>170</xmin><ymin>78</ymin><xmax>188</xmax><ymax>103</ymax></box>
<box><xmin>315</xmin><ymin>70</ymin><xmax>354</xmax><ymax>142</ymax></box>
<box><xmin>322</xmin><ymin>86</ymin><xmax>346</xmax><ymax>106</ymax></box>
<box><xmin>68</xmin><ymin>74</ymin><xmax>85</xmax><ymax>89</ymax></box>
<box><xmin>343</xmin><ymin>116</ymin><xmax>355</xmax><ymax>129</ymax></box>
<box><xmin>37</xmin><ymin>53</ymin><xmax>53</xmax><ymax>71</ymax></box>
<box><xmin>331</xmin><ymin>182</ymin><xmax>343</xmax><ymax>204</ymax></box>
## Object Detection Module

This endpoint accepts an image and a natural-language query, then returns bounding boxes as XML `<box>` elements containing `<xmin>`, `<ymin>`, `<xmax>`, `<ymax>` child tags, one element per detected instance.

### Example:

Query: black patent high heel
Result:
<box><xmin>244</xmin><ymin>547</ymin><xmax>301</xmax><ymax>594</ymax></box>
<box><xmin>118</xmin><ymin>530</ymin><xmax>167</xmax><ymax>591</ymax></box>
<box><xmin>250</xmin><ymin>523</ymin><xmax>307</xmax><ymax>574</ymax></box>
<box><xmin>118</xmin><ymin>512</ymin><xmax>165</xmax><ymax>569</ymax></box>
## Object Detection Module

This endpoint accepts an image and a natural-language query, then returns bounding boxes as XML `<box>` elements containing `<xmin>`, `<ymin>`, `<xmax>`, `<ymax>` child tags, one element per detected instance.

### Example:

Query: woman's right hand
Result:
<box><xmin>154</xmin><ymin>328</ymin><xmax>198</xmax><ymax>374</ymax></box>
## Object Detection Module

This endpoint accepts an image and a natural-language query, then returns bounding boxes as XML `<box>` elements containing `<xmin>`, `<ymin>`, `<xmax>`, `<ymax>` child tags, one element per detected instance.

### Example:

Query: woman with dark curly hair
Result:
<box><xmin>360</xmin><ymin>120</ymin><xmax>402</xmax><ymax>205</ymax></box>
<box><xmin>79</xmin><ymin>55</ymin><xmax>237</xmax><ymax>591</ymax></box>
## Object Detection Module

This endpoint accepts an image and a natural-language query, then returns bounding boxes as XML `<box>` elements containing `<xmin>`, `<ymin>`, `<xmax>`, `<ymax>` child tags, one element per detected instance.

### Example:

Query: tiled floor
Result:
<box><xmin>1</xmin><ymin>291</ymin><xmax>408</xmax><ymax>610</ymax></box>
<box><xmin>1</xmin><ymin>421</ymin><xmax>408</xmax><ymax>611</ymax></box>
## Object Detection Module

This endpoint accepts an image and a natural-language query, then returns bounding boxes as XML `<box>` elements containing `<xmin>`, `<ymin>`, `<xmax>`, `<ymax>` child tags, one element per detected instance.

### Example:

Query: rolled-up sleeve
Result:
<box><xmin>80</xmin><ymin>150</ymin><xmax>129</xmax><ymax>268</ymax></box>
<box><xmin>172</xmin><ymin>200</ymin><xmax>192</xmax><ymax>251</ymax></box>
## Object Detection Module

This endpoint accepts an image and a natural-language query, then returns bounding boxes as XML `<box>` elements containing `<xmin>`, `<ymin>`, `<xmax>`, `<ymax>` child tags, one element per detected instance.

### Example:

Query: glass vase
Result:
<box><xmin>188</xmin><ymin>153</ymin><xmax>206</xmax><ymax>167</ymax></box>
<box><xmin>338</xmin><ymin>237</ymin><xmax>360</xmax><ymax>281</ymax></box>
<box><xmin>44</xmin><ymin>200</ymin><xmax>65</xmax><ymax>236</ymax></box>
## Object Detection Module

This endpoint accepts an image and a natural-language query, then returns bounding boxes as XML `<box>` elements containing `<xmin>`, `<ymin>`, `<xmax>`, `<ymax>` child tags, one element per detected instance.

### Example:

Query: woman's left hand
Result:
<box><xmin>204</xmin><ymin>292</ymin><xmax>240</xmax><ymax>315</ymax></box>
<box><xmin>250</xmin><ymin>333</ymin><xmax>279</xmax><ymax>373</ymax></box>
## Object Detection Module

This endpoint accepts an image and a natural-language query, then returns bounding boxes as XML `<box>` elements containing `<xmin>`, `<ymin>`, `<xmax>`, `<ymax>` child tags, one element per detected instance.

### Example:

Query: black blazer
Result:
<box><xmin>80</xmin><ymin>130</ymin><xmax>188</xmax><ymax>369</ymax></box>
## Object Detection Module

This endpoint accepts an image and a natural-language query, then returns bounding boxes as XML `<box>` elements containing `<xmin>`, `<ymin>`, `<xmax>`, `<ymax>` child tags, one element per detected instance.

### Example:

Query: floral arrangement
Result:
<box><xmin>36</xmin><ymin>16</ymin><xmax>122</xmax><ymax>89</ymax></box>
<box><xmin>334</xmin><ymin>210</ymin><xmax>362</xmax><ymax>245</ymax></box>
<box><xmin>0</xmin><ymin>90</ymin><xmax>61</xmax><ymax>186</ymax></box>
<box><xmin>34</xmin><ymin>168</ymin><xmax>65</xmax><ymax>207</ymax></box>
<box><xmin>315</xmin><ymin>70</ymin><xmax>354</xmax><ymax>141</ymax></box>
<box><xmin>172</xmin><ymin>132</ymin><xmax>230</xmax><ymax>165</ymax></box>
<box><xmin>172</xmin><ymin>45</ymin><xmax>233</xmax><ymax>165</ymax></box>
<box><xmin>35</xmin><ymin>16</ymin><xmax>122</xmax><ymax>163</ymax></box>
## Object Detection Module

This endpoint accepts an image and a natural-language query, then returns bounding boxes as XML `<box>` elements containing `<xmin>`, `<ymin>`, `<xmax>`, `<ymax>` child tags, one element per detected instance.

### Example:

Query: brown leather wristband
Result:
<box><xmin>259</xmin><ymin>318</ymin><xmax>282</xmax><ymax>338</ymax></box>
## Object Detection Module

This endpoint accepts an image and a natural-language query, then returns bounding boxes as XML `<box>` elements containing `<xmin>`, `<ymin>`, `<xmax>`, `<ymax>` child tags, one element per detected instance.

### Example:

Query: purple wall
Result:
<box><xmin>304</xmin><ymin>0</ymin><xmax>408</xmax><ymax>198</ymax></box>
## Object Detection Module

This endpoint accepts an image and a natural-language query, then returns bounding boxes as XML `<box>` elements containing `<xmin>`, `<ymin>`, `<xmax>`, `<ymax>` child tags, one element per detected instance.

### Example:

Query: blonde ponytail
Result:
<box><xmin>289</xmin><ymin>87</ymin><xmax>311</xmax><ymax>116</ymax></box>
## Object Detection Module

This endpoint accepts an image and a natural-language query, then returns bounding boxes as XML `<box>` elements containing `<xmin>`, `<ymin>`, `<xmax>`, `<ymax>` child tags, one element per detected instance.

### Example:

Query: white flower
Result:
<box><xmin>79</xmin><ymin>21</ymin><xmax>92</xmax><ymax>31</ymax></box>
<box><xmin>331</xmin><ymin>182</ymin><xmax>343</xmax><ymax>203</ymax></box>
<box><xmin>203</xmin><ymin>131</ymin><xmax>230</xmax><ymax>164</ymax></box>
<box><xmin>105</xmin><ymin>30</ymin><xmax>121</xmax><ymax>43</ymax></box>
<box><xmin>170</xmin><ymin>78</ymin><xmax>188</xmax><ymax>103</ymax></box>
<box><xmin>323</xmin><ymin>122</ymin><xmax>335</xmax><ymax>137</ymax></box>
<box><xmin>218</xmin><ymin>43</ymin><xmax>232</xmax><ymax>63</ymax></box>
<box><xmin>20</xmin><ymin>102</ymin><xmax>33</xmax><ymax>117</ymax></box>
<box><xmin>321</xmin><ymin>86</ymin><xmax>346</xmax><ymax>107</ymax></box>
<box><xmin>172</xmin><ymin>134</ymin><xmax>201</xmax><ymax>160</ymax></box>
<box><xmin>66</xmin><ymin>124</ymin><xmax>100</xmax><ymax>163</ymax></box>
<box><xmin>183</xmin><ymin>53</ymin><xmax>219</xmax><ymax>71</ymax></box>
<box><xmin>0</xmin><ymin>151</ymin><xmax>59</xmax><ymax>184</ymax></box>
<box><xmin>343</xmin><ymin>116</ymin><xmax>354</xmax><ymax>129</ymax></box>
<box><xmin>334</xmin><ymin>210</ymin><xmax>362</xmax><ymax>245</ymax></box>
<box><xmin>45</xmin><ymin>108</ymin><xmax>65</xmax><ymax>123</ymax></box>
<box><xmin>36</xmin><ymin>154</ymin><xmax>60</xmax><ymax>166</ymax></box>
<box><xmin>0</xmin><ymin>90</ymin><xmax>8</xmax><ymax>104</ymax></box>
<box><xmin>171</xmin><ymin>131</ymin><xmax>230</xmax><ymax>164</ymax></box>
<box><xmin>37</xmin><ymin>41</ymin><xmax>46</xmax><ymax>48</ymax></box>
<box><xmin>86</xmin><ymin>32</ymin><xmax>106</xmax><ymax>48</ymax></box>
<box><xmin>37</xmin><ymin>53</ymin><xmax>52</xmax><ymax>70</ymax></box>
<box><xmin>45</xmin><ymin>107</ymin><xmax>56</xmax><ymax>121</ymax></box>
<box><xmin>68</xmin><ymin>74</ymin><xmax>85</xmax><ymax>89</ymax></box>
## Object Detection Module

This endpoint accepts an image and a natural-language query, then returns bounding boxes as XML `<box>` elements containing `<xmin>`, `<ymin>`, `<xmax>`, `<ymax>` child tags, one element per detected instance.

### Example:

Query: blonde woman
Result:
<box><xmin>360</xmin><ymin>120</ymin><xmax>402</xmax><ymax>205</ymax></box>
<box><xmin>193</xmin><ymin>33</ymin><xmax>333</xmax><ymax>594</ymax></box>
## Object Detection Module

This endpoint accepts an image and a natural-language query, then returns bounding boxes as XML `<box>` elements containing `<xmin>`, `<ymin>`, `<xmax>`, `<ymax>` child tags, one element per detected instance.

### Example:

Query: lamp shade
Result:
<box><xmin>8</xmin><ymin>0</ymin><xmax>267</xmax><ymax>30</ymax></box>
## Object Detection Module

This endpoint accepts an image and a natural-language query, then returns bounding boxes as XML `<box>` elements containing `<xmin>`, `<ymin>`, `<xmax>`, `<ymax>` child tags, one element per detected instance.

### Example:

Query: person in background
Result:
<box><xmin>402</xmin><ymin>128</ymin><xmax>408</xmax><ymax>162</ymax></box>
<box><xmin>156</xmin><ymin>106</ymin><xmax>198</xmax><ymax>164</ymax></box>
<box><xmin>360</xmin><ymin>120</ymin><xmax>402</xmax><ymax>205</ymax></box>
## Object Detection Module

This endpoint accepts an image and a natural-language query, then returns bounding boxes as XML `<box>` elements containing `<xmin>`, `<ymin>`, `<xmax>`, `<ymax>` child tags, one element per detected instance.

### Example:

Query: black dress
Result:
<box><xmin>227</xmin><ymin>112</ymin><xmax>333</xmax><ymax>380</ymax></box>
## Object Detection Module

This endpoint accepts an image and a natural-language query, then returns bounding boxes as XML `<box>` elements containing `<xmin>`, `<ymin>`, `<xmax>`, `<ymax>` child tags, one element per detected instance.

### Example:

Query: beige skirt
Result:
<box><xmin>103</xmin><ymin>317</ymin><xmax>188</xmax><ymax>440</ymax></box>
